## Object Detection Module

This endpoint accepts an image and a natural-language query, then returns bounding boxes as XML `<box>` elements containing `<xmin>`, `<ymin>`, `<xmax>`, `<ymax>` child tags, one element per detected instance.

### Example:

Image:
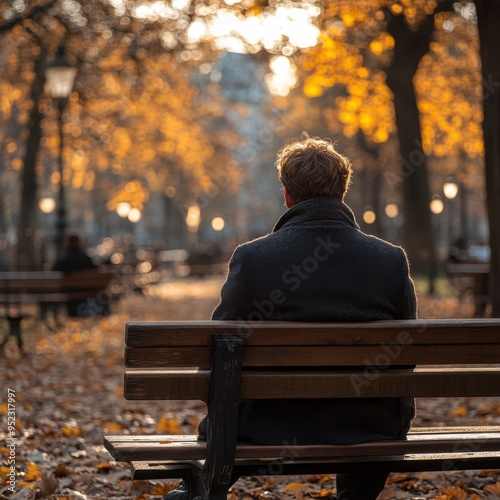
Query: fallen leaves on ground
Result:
<box><xmin>0</xmin><ymin>277</ymin><xmax>498</xmax><ymax>499</ymax></box>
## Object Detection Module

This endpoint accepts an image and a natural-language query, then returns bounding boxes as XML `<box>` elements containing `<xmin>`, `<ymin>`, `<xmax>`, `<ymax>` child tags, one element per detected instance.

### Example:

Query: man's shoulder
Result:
<box><xmin>361</xmin><ymin>233</ymin><xmax>408</xmax><ymax>263</ymax></box>
<box><xmin>228</xmin><ymin>233</ymin><xmax>283</xmax><ymax>268</ymax></box>
<box><xmin>236</xmin><ymin>232</ymin><xmax>276</xmax><ymax>251</ymax></box>
<box><xmin>364</xmin><ymin>233</ymin><xmax>403</xmax><ymax>250</ymax></box>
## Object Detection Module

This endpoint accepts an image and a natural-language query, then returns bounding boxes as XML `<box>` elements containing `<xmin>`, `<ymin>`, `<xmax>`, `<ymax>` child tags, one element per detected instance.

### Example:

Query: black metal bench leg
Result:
<box><xmin>8</xmin><ymin>317</ymin><xmax>23</xmax><ymax>352</ymax></box>
<box><xmin>204</xmin><ymin>335</ymin><xmax>244</xmax><ymax>500</ymax></box>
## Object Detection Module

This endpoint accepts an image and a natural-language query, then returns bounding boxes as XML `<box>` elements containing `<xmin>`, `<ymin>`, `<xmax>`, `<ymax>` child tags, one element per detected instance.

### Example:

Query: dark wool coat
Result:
<box><xmin>53</xmin><ymin>248</ymin><xmax>96</xmax><ymax>273</ymax></box>
<box><xmin>211</xmin><ymin>197</ymin><xmax>417</xmax><ymax>445</ymax></box>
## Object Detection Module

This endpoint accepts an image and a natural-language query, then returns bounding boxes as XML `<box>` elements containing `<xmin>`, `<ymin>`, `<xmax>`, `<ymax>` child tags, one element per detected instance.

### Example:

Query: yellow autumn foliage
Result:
<box><xmin>299</xmin><ymin>0</ymin><xmax>483</xmax><ymax>164</ymax></box>
<box><xmin>157</xmin><ymin>416</ymin><xmax>182</xmax><ymax>434</ymax></box>
<box><xmin>23</xmin><ymin>462</ymin><xmax>41</xmax><ymax>482</ymax></box>
<box><xmin>0</xmin><ymin>18</ymin><xmax>237</xmax><ymax>212</ymax></box>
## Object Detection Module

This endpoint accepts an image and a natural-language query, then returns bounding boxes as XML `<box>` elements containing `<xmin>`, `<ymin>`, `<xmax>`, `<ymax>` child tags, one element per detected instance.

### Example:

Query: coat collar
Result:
<box><xmin>273</xmin><ymin>197</ymin><xmax>360</xmax><ymax>232</ymax></box>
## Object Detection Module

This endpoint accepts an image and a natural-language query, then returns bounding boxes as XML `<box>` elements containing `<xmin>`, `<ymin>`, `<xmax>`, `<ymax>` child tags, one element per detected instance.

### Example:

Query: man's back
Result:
<box><xmin>53</xmin><ymin>234</ymin><xmax>96</xmax><ymax>273</ymax></box>
<box><xmin>53</xmin><ymin>247</ymin><xmax>95</xmax><ymax>272</ymax></box>
<box><xmin>212</xmin><ymin>198</ymin><xmax>416</xmax><ymax>445</ymax></box>
<box><xmin>214</xmin><ymin>198</ymin><xmax>415</xmax><ymax>323</ymax></box>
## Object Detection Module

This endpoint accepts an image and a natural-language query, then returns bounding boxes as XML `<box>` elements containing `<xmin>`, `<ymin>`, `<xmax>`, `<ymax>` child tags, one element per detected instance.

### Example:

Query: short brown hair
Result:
<box><xmin>276</xmin><ymin>134</ymin><xmax>352</xmax><ymax>203</ymax></box>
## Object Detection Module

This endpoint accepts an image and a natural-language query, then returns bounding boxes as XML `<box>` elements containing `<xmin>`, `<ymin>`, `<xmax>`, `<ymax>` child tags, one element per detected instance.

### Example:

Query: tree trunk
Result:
<box><xmin>387</xmin><ymin>72</ymin><xmax>435</xmax><ymax>269</ymax></box>
<box><xmin>16</xmin><ymin>47</ymin><xmax>47</xmax><ymax>270</ymax></box>
<box><xmin>385</xmin><ymin>11</ymin><xmax>438</xmax><ymax>290</ymax></box>
<box><xmin>475</xmin><ymin>0</ymin><xmax>500</xmax><ymax>316</ymax></box>
<box><xmin>0</xmin><ymin>141</ymin><xmax>6</xmax><ymax>235</ymax></box>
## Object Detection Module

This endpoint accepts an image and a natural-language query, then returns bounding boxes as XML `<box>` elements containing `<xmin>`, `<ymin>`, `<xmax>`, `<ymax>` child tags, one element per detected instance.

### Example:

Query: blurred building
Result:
<box><xmin>210</xmin><ymin>52</ymin><xmax>285</xmax><ymax>242</ymax></box>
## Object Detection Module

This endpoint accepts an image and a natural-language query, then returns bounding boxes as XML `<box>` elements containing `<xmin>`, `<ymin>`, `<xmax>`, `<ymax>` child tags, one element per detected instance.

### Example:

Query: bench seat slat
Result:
<box><xmin>126</xmin><ymin>345</ymin><xmax>500</xmax><ymax>368</ymax></box>
<box><xmin>124</xmin><ymin>368</ymin><xmax>500</xmax><ymax>400</ymax></box>
<box><xmin>228</xmin><ymin>451</ymin><xmax>500</xmax><ymax>475</ymax></box>
<box><xmin>125</xmin><ymin>320</ymin><xmax>500</xmax><ymax>347</ymax></box>
<box><xmin>130</xmin><ymin>450</ymin><xmax>500</xmax><ymax>479</ymax></box>
<box><xmin>104</xmin><ymin>430</ymin><xmax>500</xmax><ymax>462</ymax></box>
<box><xmin>130</xmin><ymin>461</ymin><xmax>197</xmax><ymax>480</ymax></box>
<box><xmin>105</xmin><ymin>426</ymin><xmax>500</xmax><ymax>441</ymax></box>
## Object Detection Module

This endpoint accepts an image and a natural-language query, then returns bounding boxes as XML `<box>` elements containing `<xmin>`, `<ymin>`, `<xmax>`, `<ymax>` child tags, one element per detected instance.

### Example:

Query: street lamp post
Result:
<box><xmin>384</xmin><ymin>202</ymin><xmax>399</xmax><ymax>243</ymax></box>
<box><xmin>45</xmin><ymin>46</ymin><xmax>76</xmax><ymax>256</ymax></box>
<box><xmin>186</xmin><ymin>205</ymin><xmax>201</xmax><ymax>249</ymax></box>
<box><xmin>443</xmin><ymin>178</ymin><xmax>459</xmax><ymax>244</ymax></box>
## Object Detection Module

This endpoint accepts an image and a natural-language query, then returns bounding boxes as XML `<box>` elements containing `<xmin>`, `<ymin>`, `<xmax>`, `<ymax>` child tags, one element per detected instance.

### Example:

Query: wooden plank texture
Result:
<box><xmin>130</xmin><ymin>450</ymin><xmax>500</xmax><ymax>478</ymax></box>
<box><xmin>125</xmin><ymin>319</ymin><xmax>500</xmax><ymax>348</ymax></box>
<box><xmin>0</xmin><ymin>270</ymin><xmax>113</xmax><ymax>298</ymax></box>
<box><xmin>126</xmin><ymin>347</ymin><xmax>210</xmax><ymax>369</ymax></box>
<box><xmin>0</xmin><ymin>272</ymin><xmax>63</xmax><ymax>293</ymax></box>
<box><xmin>124</xmin><ymin>368</ymin><xmax>500</xmax><ymax>400</ymax></box>
<box><xmin>124</xmin><ymin>370</ymin><xmax>210</xmax><ymax>400</ymax></box>
<box><xmin>105</xmin><ymin>426</ymin><xmax>500</xmax><ymax>442</ymax></box>
<box><xmin>104</xmin><ymin>429</ymin><xmax>500</xmax><ymax>462</ymax></box>
<box><xmin>130</xmin><ymin>461</ymin><xmax>196</xmax><ymax>480</ymax></box>
<box><xmin>0</xmin><ymin>293</ymin><xmax>68</xmax><ymax>304</ymax></box>
<box><xmin>125</xmin><ymin>344</ymin><xmax>500</xmax><ymax>368</ymax></box>
<box><xmin>446</xmin><ymin>263</ymin><xmax>491</xmax><ymax>274</ymax></box>
<box><xmin>60</xmin><ymin>270</ymin><xmax>115</xmax><ymax>291</ymax></box>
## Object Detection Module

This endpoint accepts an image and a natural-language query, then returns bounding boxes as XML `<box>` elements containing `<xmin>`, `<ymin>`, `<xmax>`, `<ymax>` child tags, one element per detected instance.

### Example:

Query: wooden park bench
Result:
<box><xmin>0</xmin><ymin>271</ymin><xmax>65</xmax><ymax>351</ymax></box>
<box><xmin>0</xmin><ymin>269</ymin><xmax>117</xmax><ymax>351</ymax></box>
<box><xmin>445</xmin><ymin>262</ymin><xmax>491</xmax><ymax>316</ymax></box>
<box><xmin>104</xmin><ymin>319</ymin><xmax>500</xmax><ymax>499</ymax></box>
<box><xmin>59</xmin><ymin>268</ymin><xmax>119</xmax><ymax>315</ymax></box>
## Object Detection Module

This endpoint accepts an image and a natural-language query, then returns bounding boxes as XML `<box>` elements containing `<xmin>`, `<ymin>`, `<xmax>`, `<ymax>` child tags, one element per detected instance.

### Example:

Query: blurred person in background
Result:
<box><xmin>53</xmin><ymin>232</ymin><xmax>98</xmax><ymax>316</ymax></box>
<box><xmin>53</xmin><ymin>232</ymin><xmax>96</xmax><ymax>273</ymax></box>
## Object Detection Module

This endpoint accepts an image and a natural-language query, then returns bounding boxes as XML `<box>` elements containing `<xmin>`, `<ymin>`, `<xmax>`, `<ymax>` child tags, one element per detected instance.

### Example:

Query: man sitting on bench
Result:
<box><xmin>53</xmin><ymin>232</ymin><xmax>98</xmax><ymax>316</ymax></box>
<box><xmin>167</xmin><ymin>133</ymin><xmax>417</xmax><ymax>500</ymax></box>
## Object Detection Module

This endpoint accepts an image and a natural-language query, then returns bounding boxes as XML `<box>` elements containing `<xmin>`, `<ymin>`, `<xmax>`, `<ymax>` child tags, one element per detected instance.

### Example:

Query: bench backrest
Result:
<box><xmin>0</xmin><ymin>270</ymin><xmax>115</xmax><ymax>305</ymax></box>
<box><xmin>446</xmin><ymin>263</ymin><xmax>491</xmax><ymax>274</ymax></box>
<box><xmin>0</xmin><ymin>270</ymin><xmax>114</xmax><ymax>291</ymax></box>
<box><xmin>60</xmin><ymin>269</ymin><xmax>115</xmax><ymax>301</ymax></box>
<box><xmin>60</xmin><ymin>269</ymin><xmax>115</xmax><ymax>291</ymax></box>
<box><xmin>0</xmin><ymin>272</ymin><xmax>63</xmax><ymax>294</ymax></box>
<box><xmin>124</xmin><ymin>319</ymin><xmax>500</xmax><ymax>402</ymax></box>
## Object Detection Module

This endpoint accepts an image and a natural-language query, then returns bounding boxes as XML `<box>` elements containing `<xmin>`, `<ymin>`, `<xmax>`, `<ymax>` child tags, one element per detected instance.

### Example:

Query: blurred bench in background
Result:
<box><xmin>0</xmin><ymin>269</ymin><xmax>118</xmax><ymax>351</ymax></box>
<box><xmin>445</xmin><ymin>262</ymin><xmax>490</xmax><ymax>317</ymax></box>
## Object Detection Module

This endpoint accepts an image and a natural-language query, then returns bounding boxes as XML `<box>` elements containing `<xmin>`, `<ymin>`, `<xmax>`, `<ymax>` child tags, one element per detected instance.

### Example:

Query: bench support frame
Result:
<box><xmin>188</xmin><ymin>335</ymin><xmax>244</xmax><ymax>500</ymax></box>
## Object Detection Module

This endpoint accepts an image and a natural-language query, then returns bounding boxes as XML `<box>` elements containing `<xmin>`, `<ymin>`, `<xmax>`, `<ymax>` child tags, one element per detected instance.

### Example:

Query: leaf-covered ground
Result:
<box><xmin>1</xmin><ymin>276</ymin><xmax>499</xmax><ymax>500</ymax></box>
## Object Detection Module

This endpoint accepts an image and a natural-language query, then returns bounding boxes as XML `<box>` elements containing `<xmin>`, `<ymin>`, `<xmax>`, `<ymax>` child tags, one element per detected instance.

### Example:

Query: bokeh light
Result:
<box><xmin>429</xmin><ymin>195</ymin><xmax>444</xmax><ymax>214</ymax></box>
<box><xmin>211</xmin><ymin>216</ymin><xmax>225</xmax><ymax>231</ymax></box>
<box><xmin>128</xmin><ymin>208</ymin><xmax>142</xmax><ymax>223</ymax></box>
<box><xmin>363</xmin><ymin>208</ymin><xmax>376</xmax><ymax>224</ymax></box>
<box><xmin>443</xmin><ymin>180</ymin><xmax>459</xmax><ymax>200</ymax></box>
<box><xmin>384</xmin><ymin>203</ymin><xmax>399</xmax><ymax>219</ymax></box>
<box><xmin>116</xmin><ymin>202</ymin><xmax>131</xmax><ymax>218</ymax></box>
<box><xmin>38</xmin><ymin>195</ymin><xmax>56</xmax><ymax>214</ymax></box>
<box><xmin>186</xmin><ymin>205</ymin><xmax>201</xmax><ymax>232</ymax></box>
